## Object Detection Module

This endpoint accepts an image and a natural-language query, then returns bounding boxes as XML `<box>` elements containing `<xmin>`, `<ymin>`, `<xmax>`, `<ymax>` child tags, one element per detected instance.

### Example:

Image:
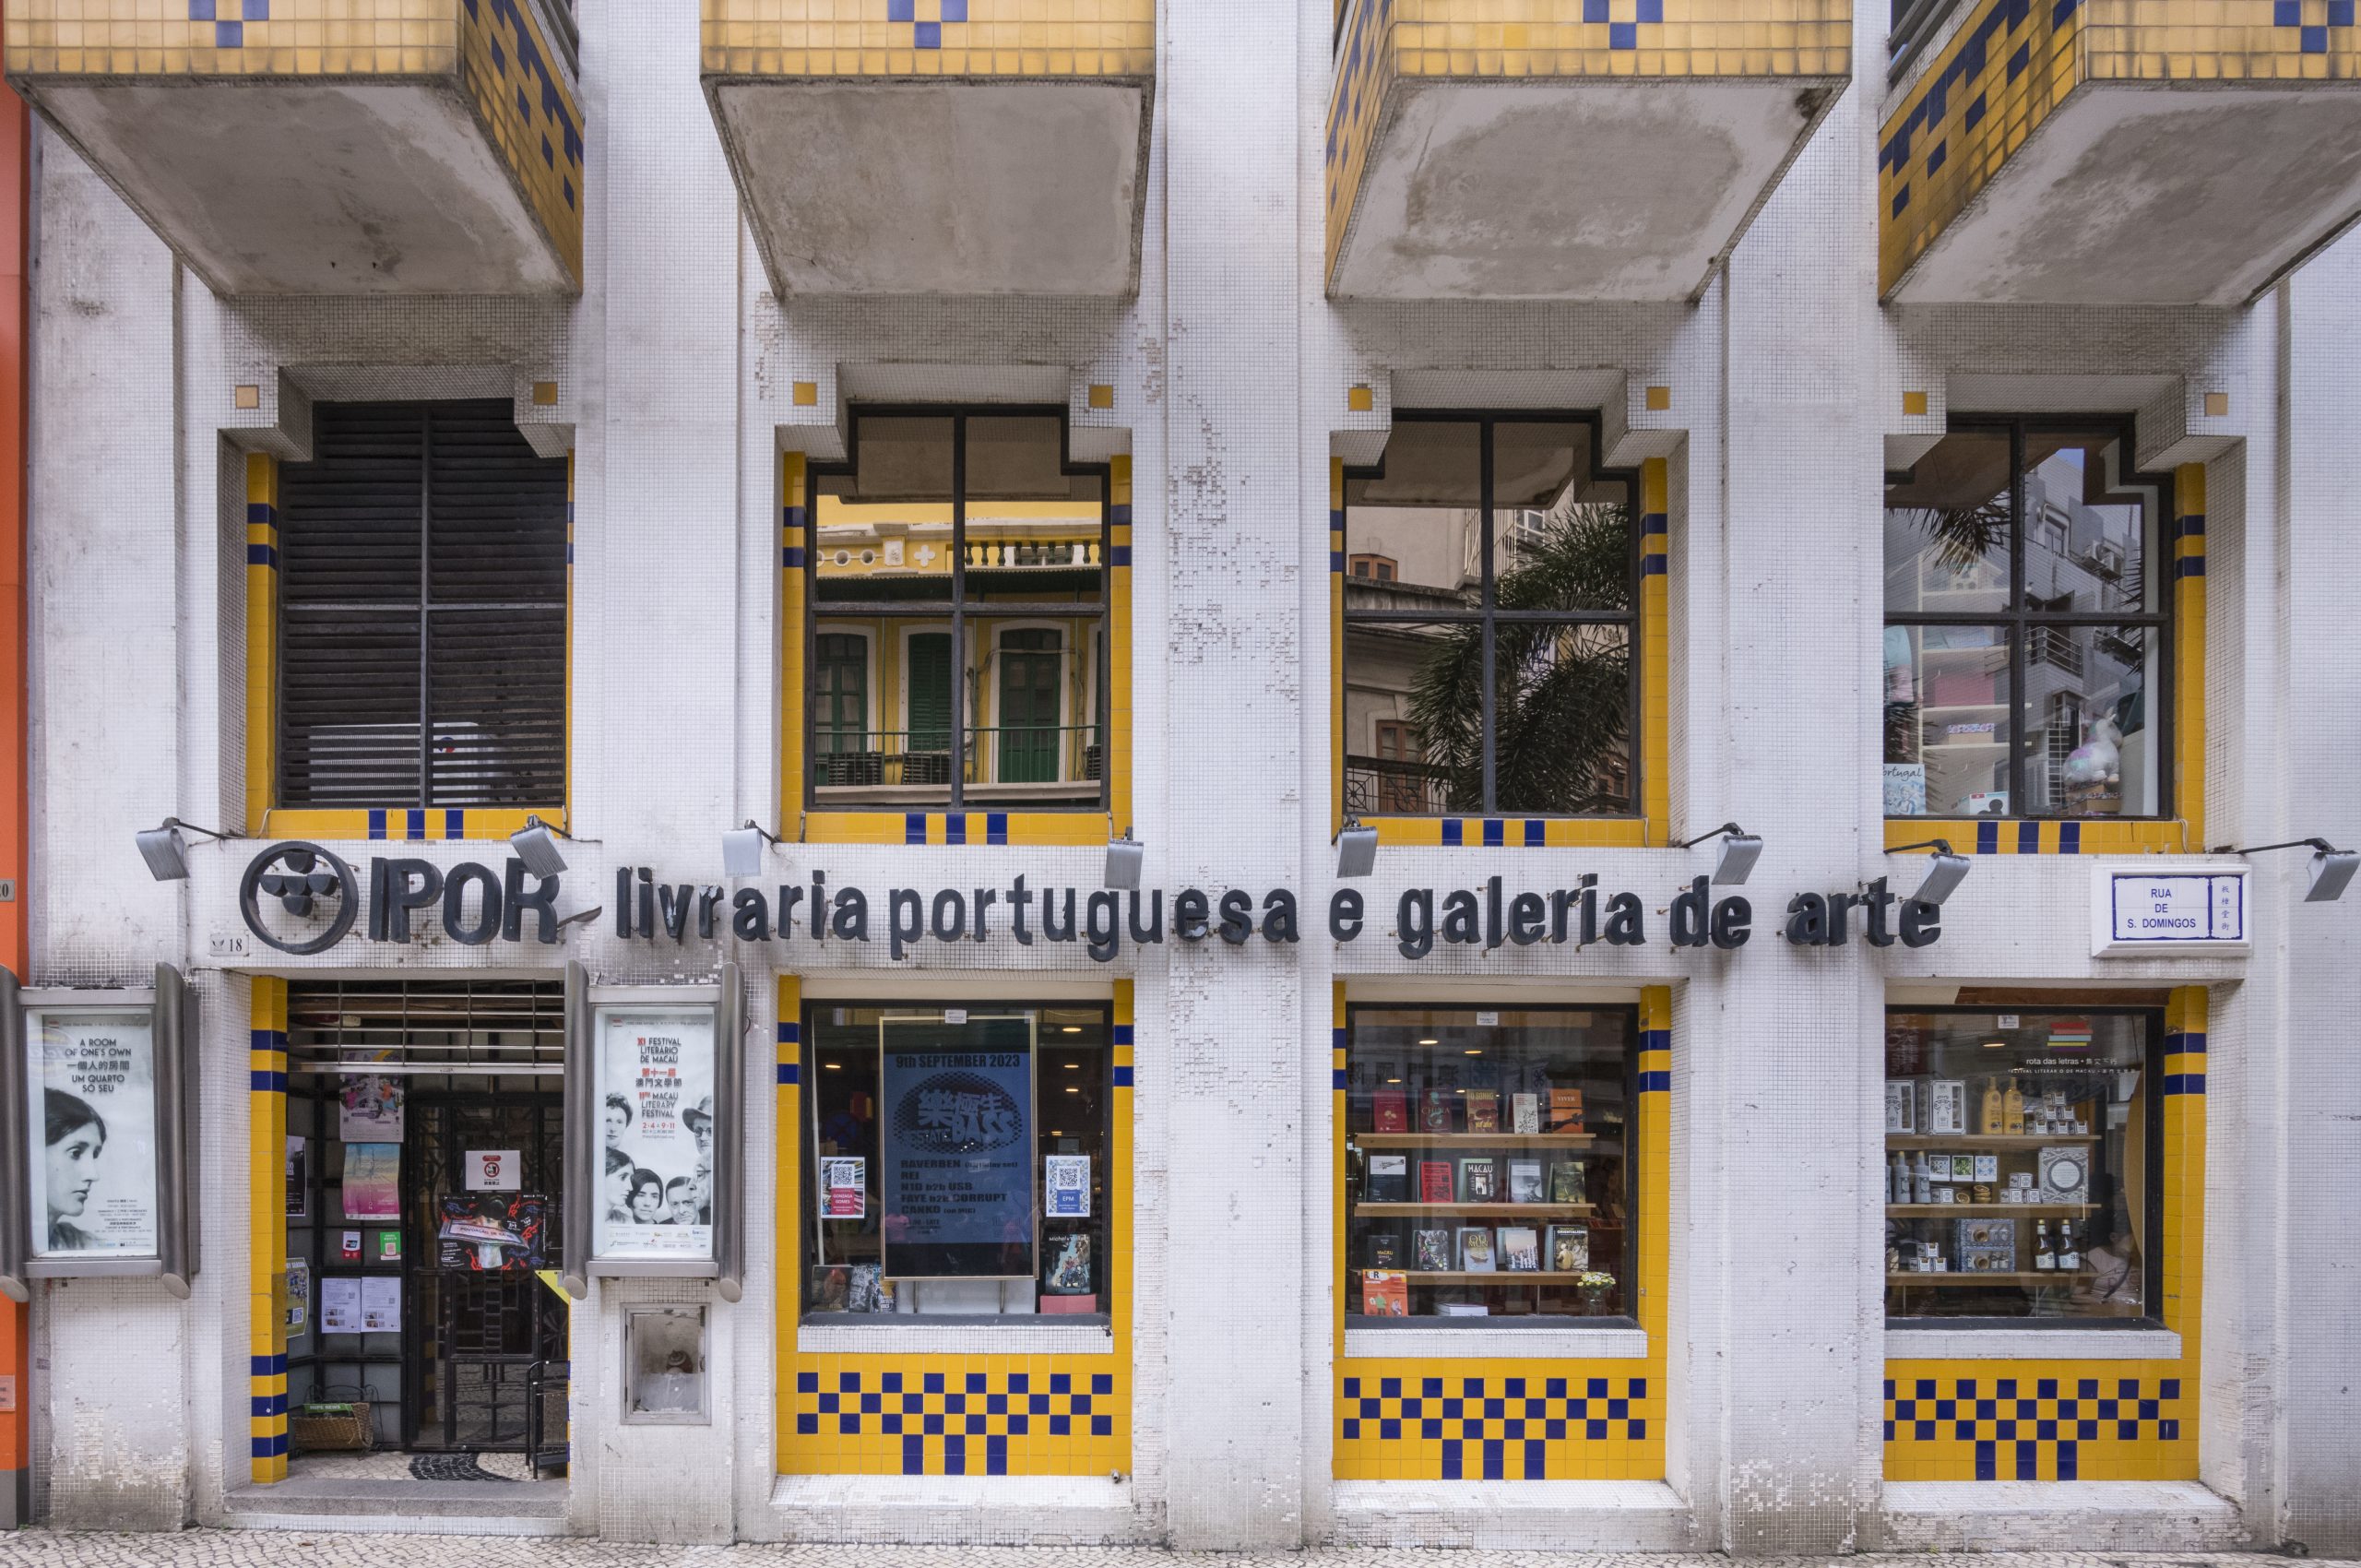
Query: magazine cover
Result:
<box><xmin>1042</xmin><ymin>1232</ymin><xmax>1092</xmax><ymax>1294</ymax></box>
<box><xmin>29</xmin><ymin>1009</ymin><xmax>159</xmax><ymax>1256</ymax></box>
<box><xmin>596</xmin><ymin>1006</ymin><xmax>717</xmax><ymax>1261</ymax></box>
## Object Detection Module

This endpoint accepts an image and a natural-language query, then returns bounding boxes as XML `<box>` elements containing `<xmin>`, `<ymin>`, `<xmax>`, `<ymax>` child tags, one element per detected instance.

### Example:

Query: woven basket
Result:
<box><xmin>289</xmin><ymin>1399</ymin><xmax>374</xmax><ymax>1453</ymax></box>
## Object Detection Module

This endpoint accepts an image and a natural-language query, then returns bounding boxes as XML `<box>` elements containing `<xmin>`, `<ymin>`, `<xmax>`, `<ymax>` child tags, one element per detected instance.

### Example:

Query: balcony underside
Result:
<box><xmin>1885</xmin><ymin>82</ymin><xmax>2361</xmax><ymax>305</ymax></box>
<box><xmin>709</xmin><ymin>78</ymin><xmax>1149</xmax><ymax>298</ymax></box>
<box><xmin>27</xmin><ymin>78</ymin><xmax>576</xmax><ymax>296</ymax></box>
<box><xmin>1328</xmin><ymin>78</ymin><xmax>1843</xmax><ymax>301</ymax></box>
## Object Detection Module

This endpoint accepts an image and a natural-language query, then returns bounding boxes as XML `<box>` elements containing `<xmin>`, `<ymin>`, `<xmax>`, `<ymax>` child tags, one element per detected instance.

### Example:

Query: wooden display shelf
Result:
<box><xmin>1355</xmin><ymin>1202</ymin><xmax>1592</xmax><ymax>1218</ymax></box>
<box><xmin>1888</xmin><ymin>1134</ymin><xmax>2099</xmax><ymax>1148</ymax></box>
<box><xmin>1358</xmin><ymin>1133</ymin><xmax>1594</xmax><ymax>1149</ymax></box>
<box><xmin>1887</xmin><ymin>1271</ymin><xmax>2094</xmax><ymax>1286</ymax></box>
<box><xmin>1887</xmin><ymin>1202</ymin><xmax>2094</xmax><ymax>1218</ymax></box>
<box><xmin>1363</xmin><ymin>1271</ymin><xmax>1596</xmax><ymax>1284</ymax></box>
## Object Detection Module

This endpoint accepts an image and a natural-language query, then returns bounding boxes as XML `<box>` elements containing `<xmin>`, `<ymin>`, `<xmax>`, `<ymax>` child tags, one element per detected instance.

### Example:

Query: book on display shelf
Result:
<box><xmin>1361</xmin><ymin>1271</ymin><xmax>1409</xmax><ymax>1315</ymax></box>
<box><xmin>1498</xmin><ymin>1225</ymin><xmax>1540</xmax><ymax>1272</ymax></box>
<box><xmin>1414</xmin><ymin>1229</ymin><xmax>1453</xmax><ymax>1271</ymax></box>
<box><xmin>1548</xmin><ymin>1088</ymin><xmax>1584</xmax><ymax>1133</ymax></box>
<box><xmin>1372</xmin><ymin>1087</ymin><xmax>1408</xmax><ymax>1132</ymax></box>
<box><xmin>1511</xmin><ymin>1092</ymin><xmax>1541</xmax><ymax>1134</ymax></box>
<box><xmin>1366</xmin><ymin>1152</ymin><xmax>1409</xmax><ymax>1202</ymax></box>
<box><xmin>1506</xmin><ymin>1159</ymin><xmax>1544</xmax><ymax>1205</ymax></box>
<box><xmin>1550</xmin><ymin>1160</ymin><xmax>1586</xmax><ymax>1204</ymax></box>
<box><xmin>1457</xmin><ymin>1227</ymin><xmax>1496</xmax><ymax>1272</ymax></box>
<box><xmin>1367</xmin><ymin>1229</ymin><xmax>1403</xmax><ymax>1268</ymax></box>
<box><xmin>1419</xmin><ymin>1160</ymin><xmax>1455</xmax><ymax>1203</ymax></box>
<box><xmin>1459</xmin><ymin>1157</ymin><xmax>1497</xmax><ymax>1202</ymax></box>
<box><xmin>1465</xmin><ymin>1092</ymin><xmax>1501</xmax><ymax>1134</ymax></box>
<box><xmin>1548</xmin><ymin>1224</ymin><xmax>1589</xmax><ymax>1273</ymax></box>
<box><xmin>1438</xmin><ymin>1303</ymin><xmax>1489</xmax><ymax>1317</ymax></box>
<box><xmin>1419</xmin><ymin>1089</ymin><xmax>1454</xmax><ymax>1134</ymax></box>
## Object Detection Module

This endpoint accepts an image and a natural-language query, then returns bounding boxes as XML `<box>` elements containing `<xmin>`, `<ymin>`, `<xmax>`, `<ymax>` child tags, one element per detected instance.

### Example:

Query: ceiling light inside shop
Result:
<box><xmin>1062</xmin><ymin>1026</ymin><xmax>1082</xmax><ymax>1034</ymax></box>
<box><xmin>1065</xmin><ymin>1087</ymin><xmax>1079</xmax><ymax>1093</ymax></box>
<box><xmin>1983</xmin><ymin>1039</ymin><xmax>2007</xmax><ymax>1049</ymax></box>
<box><xmin>1464</xmin><ymin>1049</ymin><xmax>1482</xmax><ymax>1056</ymax></box>
<box><xmin>1418</xmin><ymin>1038</ymin><xmax>1439</xmax><ymax>1046</ymax></box>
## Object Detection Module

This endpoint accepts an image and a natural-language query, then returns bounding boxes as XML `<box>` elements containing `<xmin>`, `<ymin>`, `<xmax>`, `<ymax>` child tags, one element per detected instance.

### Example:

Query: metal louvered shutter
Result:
<box><xmin>279</xmin><ymin>400</ymin><xmax>567</xmax><ymax>809</ymax></box>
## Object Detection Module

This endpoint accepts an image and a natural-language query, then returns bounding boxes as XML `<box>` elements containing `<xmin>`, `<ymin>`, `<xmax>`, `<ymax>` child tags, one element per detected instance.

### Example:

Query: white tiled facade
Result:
<box><xmin>10</xmin><ymin>0</ymin><xmax>2361</xmax><ymax>1554</ymax></box>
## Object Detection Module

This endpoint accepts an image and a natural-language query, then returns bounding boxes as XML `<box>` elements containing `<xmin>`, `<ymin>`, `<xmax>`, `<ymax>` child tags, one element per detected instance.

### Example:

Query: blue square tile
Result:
<box><xmin>215</xmin><ymin>19</ymin><xmax>243</xmax><ymax>45</ymax></box>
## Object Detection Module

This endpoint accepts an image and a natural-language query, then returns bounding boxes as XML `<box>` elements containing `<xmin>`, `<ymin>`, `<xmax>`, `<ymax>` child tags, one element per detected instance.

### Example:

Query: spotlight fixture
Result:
<box><xmin>509</xmin><ymin>814</ymin><xmax>574</xmax><ymax>879</ymax></box>
<box><xmin>135</xmin><ymin>816</ymin><xmax>241</xmax><ymax>882</ymax></box>
<box><xmin>1676</xmin><ymin>821</ymin><xmax>1762</xmax><ymax>885</ymax></box>
<box><xmin>1104</xmin><ymin>828</ymin><xmax>1144</xmax><ymax>891</ymax></box>
<box><xmin>2210</xmin><ymin>837</ymin><xmax>2359</xmax><ymax>904</ymax></box>
<box><xmin>1888</xmin><ymin>837</ymin><xmax>1973</xmax><ymax>907</ymax></box>
<box><xmin>724</xmin><ymin>820</ymin><xmax>785</xmax><ymax>879</ymax></box>
<box><xmin>1335</xmin><ymin>817</ymin><xmax>1379</xmax><ymax>880</ymax></box>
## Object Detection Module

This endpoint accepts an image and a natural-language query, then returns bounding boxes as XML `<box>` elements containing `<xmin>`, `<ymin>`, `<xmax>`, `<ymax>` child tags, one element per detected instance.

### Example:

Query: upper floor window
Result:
<box><xmin>1883</xmin><ymin>422</ymin><xmax>2167</xmax><ymax>820</ymax></box>
<box><xmin>277</xmin><ymin>401</ymin><xmax>567</xmax><ymax>809</ymax></box>
<box><xmin>805</xmin><ymin>410</ymin><xmax>1109</xmax><ymax>811</ymax></box>
<box><xmin>1343</xmin><ymin>416</ymin><xmax>1635</xmax><ymax>819</ymax></box>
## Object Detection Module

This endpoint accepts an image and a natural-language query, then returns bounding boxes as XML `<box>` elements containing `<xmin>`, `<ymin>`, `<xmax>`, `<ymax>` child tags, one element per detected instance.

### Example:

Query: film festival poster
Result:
<box><xmin>30</xmin><ymin>1010</ymin><xmax>159</xmax><ymax>1257</ymax></box>
<box><xmin>338</xmin><ymin>1074</ymin><xmax>404</xmax><ymax>1141</ymax></box>
<box><xmin>597</xmin><ymin>1007</ymin><xmax>717</xmax><ymax>1260</ymax></box>
<box><xmin>878</xmin><ymin>1014</ymin><xmax>1036</xmax><ymax>1281</ymax></box>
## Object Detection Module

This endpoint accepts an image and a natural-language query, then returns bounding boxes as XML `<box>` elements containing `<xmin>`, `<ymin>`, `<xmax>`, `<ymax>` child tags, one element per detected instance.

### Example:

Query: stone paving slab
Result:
<box><xmin>0</xmin><ymin>1540</ymin><xmax>2350</xmax><ymax>1568</ymax></box>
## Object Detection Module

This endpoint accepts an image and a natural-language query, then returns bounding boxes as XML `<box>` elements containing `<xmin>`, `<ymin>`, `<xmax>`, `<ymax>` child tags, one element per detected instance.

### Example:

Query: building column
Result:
<box><xmin>1159</xmin><ymin>0</ymin><xmax>1307</xmax><ymax>1547</ymax></box>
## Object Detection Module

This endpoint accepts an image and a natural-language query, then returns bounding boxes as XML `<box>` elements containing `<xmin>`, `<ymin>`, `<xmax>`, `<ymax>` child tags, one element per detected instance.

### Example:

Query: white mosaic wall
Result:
<box><xmin>12</xmin><ymin>0</ymin><xmax>2361</xmax><ymax>1552</ymax></box>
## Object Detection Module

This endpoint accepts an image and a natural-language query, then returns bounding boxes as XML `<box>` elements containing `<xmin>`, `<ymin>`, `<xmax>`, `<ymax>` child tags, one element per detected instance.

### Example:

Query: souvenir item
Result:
<box><xmin>2038</xmin><ymin>1145</ymin><xmax>2089</xmax><ymax>1203</ymax></box>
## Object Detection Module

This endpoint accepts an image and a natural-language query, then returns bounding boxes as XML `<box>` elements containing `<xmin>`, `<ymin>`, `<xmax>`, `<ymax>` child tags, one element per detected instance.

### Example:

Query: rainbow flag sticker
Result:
<box><xmin>2047</xmin><ymin>1018</ymin><xmax>2093</xmax><ymax>1049</ymax></box>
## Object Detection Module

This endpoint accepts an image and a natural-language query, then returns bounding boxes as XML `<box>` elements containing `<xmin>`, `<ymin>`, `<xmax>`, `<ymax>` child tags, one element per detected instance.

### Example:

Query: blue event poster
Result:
<box><xmin>878</xmin><ymin>1016</ymin><xmax>1035</xmax><ymax>1279</ymax></box>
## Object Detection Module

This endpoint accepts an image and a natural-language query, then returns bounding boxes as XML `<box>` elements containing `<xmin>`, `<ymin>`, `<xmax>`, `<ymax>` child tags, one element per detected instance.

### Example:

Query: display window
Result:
<box><xmin>800</xmin><ymin>411</ymin><xmax>1111</xmax><ymax>814</ymax></box>
<box><xmin>1884</xmin><ymin>1006</ymin><xmax>2162</xmax><ymax>1322</ymax></box>
<box><xmin>1882</xmin><ymin>420</ymin><xmax>2169</xmax><ymax>821</ymax></box>
<box><xmin>1343</xmin><ymin>1005</ymin><xmax>1635</xmax><ymax>1323</ymax></box>
<box><xmin>1340</xmin><ymin>416</ymin><xmax>1638</xmax><ymax>820</ymax></box>
<box><xmin>800</xmin><ymin>1002</ymin><xmax>1112</xmax><ymax>1320</ymax></box>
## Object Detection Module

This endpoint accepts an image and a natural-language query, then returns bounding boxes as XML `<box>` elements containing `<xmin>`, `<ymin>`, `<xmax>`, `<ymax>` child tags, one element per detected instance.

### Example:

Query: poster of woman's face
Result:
<box><xmin>592</xmin><ymin>1006</ymin><xmax>716</xmax><ymax>1261</ymax></box>
<box><xmin>27</xmin><ymin>1010</ymin><xmax>158</xmax><ymax>1257</ymax></box>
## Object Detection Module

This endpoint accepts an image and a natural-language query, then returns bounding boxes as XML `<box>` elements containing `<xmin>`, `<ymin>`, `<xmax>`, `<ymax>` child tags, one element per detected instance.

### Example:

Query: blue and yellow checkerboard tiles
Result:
<box><xmin>702</xmin><ymin>0</ymin><xmax>1155</xmax><ymax>77</ymax></box>
<box><xmin>1880</xmin><ymin>0</ymin><xmax>2361</xmax><ymax>295</ymax></box>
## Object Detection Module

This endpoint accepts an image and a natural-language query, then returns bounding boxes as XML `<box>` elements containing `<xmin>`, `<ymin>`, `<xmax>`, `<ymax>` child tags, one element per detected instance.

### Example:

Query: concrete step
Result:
<box><xmin>1874</xmin><ymin>1479</ymin><xmax>2257</xmax><ymax>1551</ymax></box>
<box><xmin>224</xmin><ymin>1477</ymin><xmax>571</xmax><ymax>1535</ymax></box>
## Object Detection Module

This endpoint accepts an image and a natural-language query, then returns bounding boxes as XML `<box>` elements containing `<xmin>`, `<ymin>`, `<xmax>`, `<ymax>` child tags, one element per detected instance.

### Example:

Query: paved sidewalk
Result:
<box><xmin>0</xmin><ymin>1542</ymin><xmax>2345</xmax><ymax>1568</ymax></box>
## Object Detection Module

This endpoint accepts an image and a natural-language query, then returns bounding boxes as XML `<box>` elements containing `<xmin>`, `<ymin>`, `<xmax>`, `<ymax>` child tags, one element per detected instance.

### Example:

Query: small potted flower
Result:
<box><xmin>1576</xmin><ymin>1270</ymin><xmax>1617</xmax><ymax>1313</ymax></box>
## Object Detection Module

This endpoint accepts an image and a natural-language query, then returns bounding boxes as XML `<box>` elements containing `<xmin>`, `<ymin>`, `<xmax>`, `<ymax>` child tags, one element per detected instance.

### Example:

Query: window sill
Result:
<box><xmin>798</xmin><ymin>1315</ymin><xmax>1113</xmax><ymax>1355</ymax></box>
<box><xmin>1344</xmin><ymin>1322</ymin><xmax>1646</xmax><ymax>1360</ymax></box>
<box><xmin>1885</xmin><ymin>1324</ymin><xmax>2179</xmax><ymax>1360</ymax></box>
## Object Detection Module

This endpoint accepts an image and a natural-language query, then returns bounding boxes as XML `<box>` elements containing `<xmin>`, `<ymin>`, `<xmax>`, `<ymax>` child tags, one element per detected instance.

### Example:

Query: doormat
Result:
<box><xmin>409</xmin><ymin>1453</ymin><xmax>519</xmax><ymax>1483</ymax></box>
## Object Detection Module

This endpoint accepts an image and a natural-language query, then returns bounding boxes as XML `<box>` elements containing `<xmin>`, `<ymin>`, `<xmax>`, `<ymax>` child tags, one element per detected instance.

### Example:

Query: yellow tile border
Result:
<box><xmin>700</xmin><ymin>0</ymin><xmax>1156</xmax><ymax>79</ymax></box>
<box><xmin>247</xmin><ymin>977</ymin><xmax>289</xmax><ymax>1485</ymax></box>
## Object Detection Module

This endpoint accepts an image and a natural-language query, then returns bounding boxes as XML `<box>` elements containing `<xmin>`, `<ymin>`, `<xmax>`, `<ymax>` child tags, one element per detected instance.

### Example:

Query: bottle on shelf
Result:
<box><xmin>2034</xmin><ymin>1219</ymin><xmax>2056</xmax><ymax>1270</ymax></box>
<box><xmin>1979</xmin><ymin>1076</ymin><xmax>2005</xmax><ymax>1135</ymax></box>
<box><xmin>2003</xmin><ymin>1075</ymin><xmax>2026</xmax><ymax>1136</ymax></box>
<box><xmin>1912</xmin><ymin>1152</ymin><xmax>1934</xmax><ymax>1205</ymax></box>
<box><xmin>2057</xmin><ymin>1220</ymin><xmax>2081</xmax><ymax>1272</ymax></box>
<box><xmin>1891</xmin><ymin>1148</ymin><xmax>1912</xmax><ymax>1204</ymax></box>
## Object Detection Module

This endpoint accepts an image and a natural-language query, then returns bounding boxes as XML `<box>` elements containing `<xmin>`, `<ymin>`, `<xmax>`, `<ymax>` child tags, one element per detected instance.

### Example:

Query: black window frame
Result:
<box><xmin>1883</xmin><ymin>1004</ymin><xmax>2167</xmax><ymax>1331</ymax></box>
<box><xmin>1342</xmin><ymin>1000</ymin><xmax>1643</xmax><ymax>1329</ymax></box>
<box><xmin>801</xmin><ymin>405</ymin><xmax>1113</xmax><ymax>815</ymax></box>
<box><xmin>798</xmin><ymin>997</ymin><xmax>1117</xmax><ymax>1325</ymax></box>
<box><xmin>1341</xmin><ymin>410</ymin><xmax>1643</xmax><ymax>820</ymax></box>
<box><xmin>275</xmin><ymin>398</ymin><xmax>569</xmax><ymax>812</ymax></box>
<box><xmin>1882</xmin><ymin>414</ymin><xmax>2174</xmax><ymax>822</ymax></box>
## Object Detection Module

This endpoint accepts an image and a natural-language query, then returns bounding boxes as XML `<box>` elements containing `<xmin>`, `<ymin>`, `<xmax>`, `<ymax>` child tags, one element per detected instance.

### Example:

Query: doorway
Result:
<box><xmin>282</xmin><ymin>980</ymin><xmax>569</xmax><ymax>1479</ymax></box>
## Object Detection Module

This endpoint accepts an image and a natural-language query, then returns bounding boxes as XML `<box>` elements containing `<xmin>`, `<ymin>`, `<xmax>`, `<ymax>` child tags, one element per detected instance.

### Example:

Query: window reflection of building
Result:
<box><xmin>805</xmin><ymin>413</ymin><xmax>1109</xmax><ymax>809</ymax></box>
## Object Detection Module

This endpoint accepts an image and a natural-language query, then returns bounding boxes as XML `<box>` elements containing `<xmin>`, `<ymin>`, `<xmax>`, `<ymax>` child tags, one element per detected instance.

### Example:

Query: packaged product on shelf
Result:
<box><xmin>1884</xmin><ymin>1080</ymin><xmax>1916</xmax><ymax>1134</ymax></box>
<box><xmin>1915</xmin><ymin>1078</ymin><xmax>1967</xmax><ymax>1135</ymax></box>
